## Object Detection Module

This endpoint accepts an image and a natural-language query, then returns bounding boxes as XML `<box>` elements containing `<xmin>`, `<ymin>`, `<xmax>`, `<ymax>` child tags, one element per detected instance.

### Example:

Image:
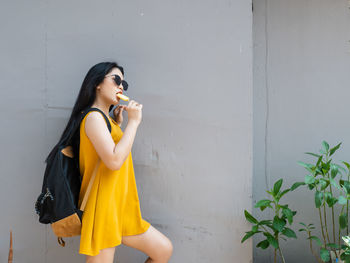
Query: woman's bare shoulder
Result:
<box><xmin>84</xmin><ymin>111</ymin><xmax>109</xmax><ymax>135</ymax></box>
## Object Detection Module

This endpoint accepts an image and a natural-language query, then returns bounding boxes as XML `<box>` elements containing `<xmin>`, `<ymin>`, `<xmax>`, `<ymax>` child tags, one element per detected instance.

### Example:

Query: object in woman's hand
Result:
<box><xmin>117</xmin><ymin>93</ymin><xmax>130</xmax><ymax>101</ymax></box>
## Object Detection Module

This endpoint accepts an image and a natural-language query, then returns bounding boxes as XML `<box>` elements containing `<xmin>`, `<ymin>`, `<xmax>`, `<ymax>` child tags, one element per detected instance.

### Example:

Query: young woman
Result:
<box><xmin>59</xmin><ymin>62</ymin><xmax>173</xmax><ymax>263</ymax></box>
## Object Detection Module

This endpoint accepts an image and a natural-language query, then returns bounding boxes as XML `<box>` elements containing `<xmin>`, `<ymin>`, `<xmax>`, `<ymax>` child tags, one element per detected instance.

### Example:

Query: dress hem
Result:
<box><xmin>79</xmin><ymin>240</ymin><xmax>122</xmax><ymax>256</ymax></box>
<box><xmin>122</xmin><ymin>222</ymin><xmax>151</xmax><ymax>237</ymax></box>
<box><xmin>79</xmin><ymin>223</ymin><xmax>151</xmax><ymax>256</ymax></box>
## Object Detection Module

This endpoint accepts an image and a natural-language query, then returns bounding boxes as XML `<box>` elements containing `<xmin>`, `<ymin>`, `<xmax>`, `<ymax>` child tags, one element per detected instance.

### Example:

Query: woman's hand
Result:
<box><xmin>113</xmin><ymin>105</ymin><xmax>127</xmax><ymax>126</ymax></box>
<box><xmin>125</xmin><ymin>100</ymin><xmax>143</xmax><ymax>126</ymax></box>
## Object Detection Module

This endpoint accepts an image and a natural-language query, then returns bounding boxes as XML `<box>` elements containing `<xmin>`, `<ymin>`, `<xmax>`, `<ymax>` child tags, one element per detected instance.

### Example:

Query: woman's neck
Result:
<box><xmin>91</xmin><ymin>100</ymin><xmax>111</xmax><ymax>118</ymax></box>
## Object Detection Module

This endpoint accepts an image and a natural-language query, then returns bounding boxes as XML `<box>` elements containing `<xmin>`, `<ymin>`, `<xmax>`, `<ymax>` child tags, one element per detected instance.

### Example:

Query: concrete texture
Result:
<box><xmin>253</xmin><ymin>0</ymin><xmax>350</xmax><ymax>262</ymax></box>
<box><xmin>0</xmin><ymin>0</ymin><xmax>253</xmax><ymax>262</ymax></box>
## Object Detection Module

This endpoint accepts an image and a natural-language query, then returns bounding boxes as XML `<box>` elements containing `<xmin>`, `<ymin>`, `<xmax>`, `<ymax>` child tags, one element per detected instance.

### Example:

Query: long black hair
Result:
<box><xmin>46</xmin><ymin>61</ymin><xmax>124</xmax><ymax>162</ymax></box>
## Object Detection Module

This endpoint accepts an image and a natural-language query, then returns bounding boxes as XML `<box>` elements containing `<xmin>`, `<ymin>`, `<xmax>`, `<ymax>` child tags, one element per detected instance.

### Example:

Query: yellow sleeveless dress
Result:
<box><xmin>78</xmin><ymin>111</ymin><xmax>151</xmax><ymax>256</ymax></box>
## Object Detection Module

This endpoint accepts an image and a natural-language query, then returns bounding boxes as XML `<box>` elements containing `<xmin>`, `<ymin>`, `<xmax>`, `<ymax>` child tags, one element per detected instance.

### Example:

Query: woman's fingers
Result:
<box><xmin>128</xmin><ymin>100</ymin><xmax>140</xmax><ymax>107</ymax></box>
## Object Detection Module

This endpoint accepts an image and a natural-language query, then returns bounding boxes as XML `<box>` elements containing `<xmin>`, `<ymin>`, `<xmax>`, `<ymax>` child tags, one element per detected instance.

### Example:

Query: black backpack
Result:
<box><xmin>35</xmin><ymin>107</ymin><xmax>111</xmax><ymax>246</ymax></box>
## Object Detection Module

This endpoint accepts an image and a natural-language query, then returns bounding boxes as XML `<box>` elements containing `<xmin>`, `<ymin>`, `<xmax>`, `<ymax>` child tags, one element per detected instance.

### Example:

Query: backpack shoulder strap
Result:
<box><xmin>78</xmin><ymin>108</ymin><xmax>112</xmax><ymax>211</ymax></box>
<box><xmin>79</xmin><ymin>159</ymin><xmax>100</xmax><ymax>211</ymax></box>
<box><xmin>64</xmin><ymin>107</ymin><xmax>112</xmax><ymax>148</ymax></box>
<box><xmin>81</xmin><ymin>107</ymin><xmax>112</xmax><ymax>133</ymax></box>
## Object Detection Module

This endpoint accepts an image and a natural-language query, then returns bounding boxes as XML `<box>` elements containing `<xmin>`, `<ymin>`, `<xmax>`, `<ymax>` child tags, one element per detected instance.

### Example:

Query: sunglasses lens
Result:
<box><xmin>122</xmin><ymin>81</ymin><xmax>128</xmax><ymax>91</ymax></box>
<box><xmin>113</xmin><ymin>75</ymin><xmax>121</xmax><ymax>85</ymax></box>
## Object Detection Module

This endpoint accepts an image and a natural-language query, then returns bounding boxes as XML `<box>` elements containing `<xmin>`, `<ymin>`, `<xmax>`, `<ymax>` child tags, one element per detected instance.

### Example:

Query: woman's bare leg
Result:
<box><xmin>85</xmin><ymin>246</ymin><xmax>116</xmax><ymax>263</ymax></box>
<box><xmin>121</xmin><ymin>225</ymin><xmax>173</xmax><ymax>263</ymax></box>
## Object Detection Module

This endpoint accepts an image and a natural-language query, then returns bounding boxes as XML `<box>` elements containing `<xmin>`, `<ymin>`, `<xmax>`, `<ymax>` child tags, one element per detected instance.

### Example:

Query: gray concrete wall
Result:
<box><xmin>253</xmin><ymin>0</ymin><xmax>350</xmax><ymax>262</ymax></box>
<box><xmin>0</xmin><ymin>1</ymin><xmax>252</xmax><ymax>262</ymax></box>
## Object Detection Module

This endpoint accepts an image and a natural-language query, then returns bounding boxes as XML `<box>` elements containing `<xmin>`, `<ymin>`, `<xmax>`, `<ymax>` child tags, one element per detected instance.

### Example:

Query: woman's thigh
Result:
<box><xmin>121</xmin><ymin>224</ymin><xmax>173</xmax><ymax>259</ymax></box>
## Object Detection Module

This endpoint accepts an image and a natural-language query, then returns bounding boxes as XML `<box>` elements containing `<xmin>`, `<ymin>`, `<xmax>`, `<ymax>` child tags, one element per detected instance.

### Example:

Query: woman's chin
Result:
<box><xmin>111</xmin><ymin>98</ymin><xmax>120</xmax><ymax>105</ymax></box>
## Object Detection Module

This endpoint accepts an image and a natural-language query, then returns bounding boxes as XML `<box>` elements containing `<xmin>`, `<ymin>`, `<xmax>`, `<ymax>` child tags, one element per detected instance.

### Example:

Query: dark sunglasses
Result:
<box><xmin>105</xmin><ymin>74</ymin><xmax>128</xmax><ymax>91</ymax></box>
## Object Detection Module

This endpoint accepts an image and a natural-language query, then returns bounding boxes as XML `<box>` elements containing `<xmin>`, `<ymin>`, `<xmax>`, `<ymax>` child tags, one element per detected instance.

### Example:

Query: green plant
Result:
<box><xmin>292</xmin><ymin>141</ymin><xmax>350</xmax><ymax>262</ymax></box>
<box><xmin>298</xmin><ymin>222</ymin><xmax>324</xmax><ymax>263</ymax></box>
<box><xmin>242</xmin><ymin>179</ymin><xmax>297</xmax><ymax>263</ymax></box>
<box><xmin>341</xmin><ymin>236</ymin><xmax>350</xmax><ymax>262</ymax></box>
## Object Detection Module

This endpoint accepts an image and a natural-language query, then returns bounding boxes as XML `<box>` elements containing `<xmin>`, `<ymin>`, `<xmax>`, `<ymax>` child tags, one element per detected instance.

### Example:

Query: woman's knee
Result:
<box><xmin>164</xmin><ymin>239</ymin><xmax>173</xmax><ymax>259</ymax></box>
<box><xmin>155</xmin><ymin>237</ymin><xmax>173</xmax><ymax>260</ymax></box>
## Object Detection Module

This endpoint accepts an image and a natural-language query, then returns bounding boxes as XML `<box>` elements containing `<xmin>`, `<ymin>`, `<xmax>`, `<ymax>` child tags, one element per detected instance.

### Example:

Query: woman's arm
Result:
<box><xmin>84</xmin><ymin>111</ymin><xmax>139</xmax><ymax>170</ymax></box>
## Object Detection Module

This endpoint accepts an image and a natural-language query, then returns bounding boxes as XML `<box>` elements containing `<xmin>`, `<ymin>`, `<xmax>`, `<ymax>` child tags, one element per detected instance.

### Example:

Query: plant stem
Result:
<box><xmin>323</xmin><ymin>197</ymin><xmax>331</xmax><ymax>244</ymax></box>
<box><xmin>274</xmin><ymin>248</ymin><xmax>277</xmax><ymax>263</ymax></box>
<box><xmin>331</xmin><ymin>200</ymin><xmax>336</xmax><ymax>243</ymax></box>
<box><xmin>326</xmin><ymin>155</ymin><xmax>336</xmax><ymax>244</ymax></box>
<box><xmin>347</xmin><ymin>172</ymin><xmax>350</xmax><ymax>236</ymax></box>
<box><xmin>318</xmin><ymin>208</ymin><xmax>327</xmax><ymax>246</ymax></box>
<box><xmin>347</xmin><ymin>199</ymin><xmax>349</xmax><ymax>236</ymax></box>
<box><xmin>339</xmin><ymin>226</ymin><xmax>341</xmax><ymax>254</ymax></box>
<box><xmin>337</xmin><ymin>206</ymin><xmax>346</xmax><ymax>260</ymax></box>
<box><xmin>278</xmin><ymin>246</ymin><xmax>286</xmax><ymax>263</ymax></box>
<box><xmin>308</xmin><ymin>231</ymin><xmax>322</xmax><ymax>263</ymax></box>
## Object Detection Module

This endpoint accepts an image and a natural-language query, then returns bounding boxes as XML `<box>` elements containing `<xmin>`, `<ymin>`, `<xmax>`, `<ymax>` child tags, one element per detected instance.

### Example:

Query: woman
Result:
<box><xmin>59</xmin><ymin>62</ymin><xmax>173</xmax><ymax>263</ymax></box>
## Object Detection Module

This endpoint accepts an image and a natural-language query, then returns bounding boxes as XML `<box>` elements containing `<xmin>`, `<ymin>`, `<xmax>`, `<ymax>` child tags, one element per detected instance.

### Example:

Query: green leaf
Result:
<box><xmin>282</xmin><ymin>228</ymin><xmax>297</xmax><ymax>238</ymax></box>
<box><xmin>316</xmin><ymin>155</ymin><xmax>323</xmax><ymax>168</ymax></box>
<box><xmin>258</xmin><ymin>220</ymin><xmax>272</xmax><ymax>226</ymax></box>
<box><xmin>273</xmin><ymin>216</ymin><xmax>286</xmax><ymax>232</ymax></box>
<box><xmin>339</xmin><ymin>195</ymin><xmax>347</xmax><ymax>205</ymax></box>
<box><xmin>254</xmin><ymin>200</ymin><xmax>272</xmax><ymax>211</ymax></box>
<box><xmin>252</xmin><ymin>225</ymin><xmax>259</xmax><ymax>232</ymax></box>
<box><xmin>327</xmin><ymin>243</ymin><xmax>340</xmax><ymax>249</ymax></box>
<box><xmin>320</xmin><ymin>248</ymin><xmax>330</xmax><ymax>262</ymax></box>
<box><xmin>339</xmin><ymin>213</ymin><xmax>348</xmax><ymax>229</ymax></box>
<box><xmin>298</xmin><ymin>161</ymin><xmax>314</xmax><ymax>173</ymax></box>
<box><xmin>241</xmin><ymin>231</ymin><xmax>255</xmax><ymax>243</ymax></box>
<box><xmin>340</xmin><ymin>251</ymin><xmax>350</xmax><ymax>261</ymax></box>
<box><xmin>244</xmin><ymin>210</ymin><xmax>258</xmax><ymax>224</ymax></box>
<box><xmin>264</xmin><ymin>232</ymin><xmax>279</xmax><ymax>249</ymax></box>
<box><xmin>322</xmin><ymin>141</ymin><xmax>330</xmax><ymax>153</ymax></box>
<box><xmin>324</xmin><ymin>192</ymin><xmax>338</xmax><ymax>207</ymax></box>
<box><xmin>305</xmin><ymin>152</ymin><xmax>322</xmax><ymax>158</ymax></box>
<box><xmin>315</xmin><ymin>191</ymin><xmax>324</xmax><ymax>208</ymax></box>
<box><xmin>342</xmin><ymin>161</ymin><xmax>350</xmax><ymax>171</ymax></box>
<box><xmin>344</xmin><ymin>185</ymin><xmax>350</xmax><ymax>197</ymax></box>
<box><xmin>330</xmin><ymin>178</ymin><xmax>341</xmax><ymax>190</ymax></box>
<box><xmin>331</xmin><ymin>165</ymin><xmax>339</xmax><ymax>179</ymax></box>
<box><xmin>340</xmin><ymin>244</ymin><xmax>348</xmax><ymax>250</ymax></box>
<box><xmin>329</xmin><ymin>142</ymin><xmax>341</xmax><ymax>156</ymax></box>
<box><xmin>334</xmin><ymin>163</ymin><xmax>347</xmax><ymax>173</ymax></box>
<box><xmin>282</xmin><ymin>208</ymin><xmax>294</xmax><ymax>225</ymax></box>
<box><xmin>319</xmin><ymin>178</ymin><xmax>329</xmax><ymax>191</ymax></box>
<box><xmin>290</xmin><ymin>182</ymin><xmax>305</xmax><ymax>191</ymax></box>
<box><xmin>256</xmin><ymin>239</ymin><xmax>269</xmax><ymax>249</ymax></box>
<box><xmin>308</xmin><ymin>184</ymin><xmax>315</xmax><ymax>190</ymax></box>
<box><xmin>340</xmin><ymin>179</ymin><xmax>345</xmax><ymax>187</ymax></box>
<box><xmin>279</xmin><ymin>189</ymin><xmax>290</xmax><ymax>198</ymax></box>
<box><xmin>308</xmin><ymin>236</ymin><xmax>322</xmax><ymax>246</ymax></box>
<box><xmin>273</xmin><ymin>179</ymin><xmax>283</xmax><ymax>196</ymax></box>
<box><xmin>324</xmin><ymin>191</ymin><xmax>331</xmax><ymax>202</ymax></box>
<box><xmin>299</xmin><ymin>222</ymin><xmax>307</xmax><ymax>227</ymax></box>
<box><xmin>305</xmin><ymin>175</ymin><xmax>315</xmax><ymax>185</ymax></box>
